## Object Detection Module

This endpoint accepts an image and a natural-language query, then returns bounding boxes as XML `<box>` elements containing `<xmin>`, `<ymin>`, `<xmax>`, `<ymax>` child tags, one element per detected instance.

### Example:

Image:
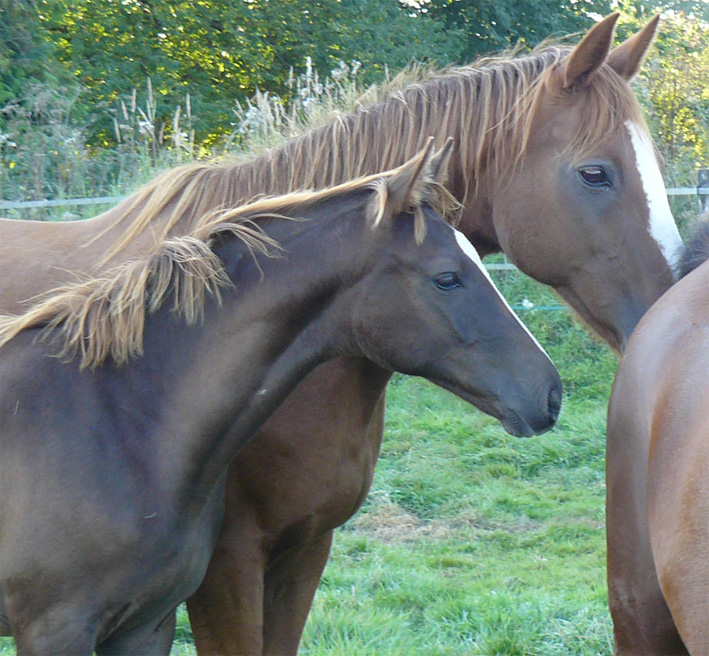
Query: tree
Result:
<box><xmin>39</xmin><ymin>0</ymin><xmax>463</xmax><ymax>145</ymax></box>
<box><xmin>612</xmin><ymin>0</ymin><xmax>709</xmax><ymax>23</ymax></box>
<box><xmin>0</xmin><ymin>0</ymin><xmax>67</xmax><ymax>106</ymax></box>
<box><xmin>420</xmin><ymin>0</ymin><xmax>614</xmax><ymax>62</ymax></box>
<box><xmin>631</xmin><ymin>10</ymin><xmax>709</xmax><ymax>175</ymax></box>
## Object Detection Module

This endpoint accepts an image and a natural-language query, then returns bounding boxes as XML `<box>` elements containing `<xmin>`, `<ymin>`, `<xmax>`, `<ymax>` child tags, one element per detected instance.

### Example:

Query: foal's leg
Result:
<box><xmin>10</xmin><ymin>605</ymin><xmax>98</xmax><ymax>656</ymax></box>
<box><xmin>95</xmin><ymin>611</ymin><xmax>176</xmax><ymax>656</ymax></box>
<box><xmin>187</xmin><ymin>520</ymin><xmax>267</xmax><ymax>656</ymax></box>
<box><xmin>262</xmin><ymin>531</ymin><xmax>335</xmax><ymax>656</ymax></box>
<box><xmin>606</xmin><ymin>369</ymin><xmax>687</xmax><ymax>655</ymax></box>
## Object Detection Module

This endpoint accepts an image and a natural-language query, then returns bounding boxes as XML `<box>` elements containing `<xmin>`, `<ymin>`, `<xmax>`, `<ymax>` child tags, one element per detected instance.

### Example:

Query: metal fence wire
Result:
<box><xmin>2</xmin><ymin>172</ymin><xmax>707</xmax><ymax>312</ymax></box>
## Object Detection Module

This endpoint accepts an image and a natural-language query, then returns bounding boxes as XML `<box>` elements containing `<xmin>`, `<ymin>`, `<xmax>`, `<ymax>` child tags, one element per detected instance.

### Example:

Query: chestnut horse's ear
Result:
<box><xmin>428</xmin><ymin>137</ymin><xmax>455</xmax><ymax>185</ymax></box>
<box><xmin>560</xmin><ymin>13</ymin><xmax>619</xmax><ymax>89</ymax></box>
<box><xmin>607</xmin><ymin>15</ymin><xmax>660</xmax><ymax>82</ymax></box>
<box><xmin>382</xmin><ymin>137</ymin><xmax>436</xmax><ymax>218</ymax></box>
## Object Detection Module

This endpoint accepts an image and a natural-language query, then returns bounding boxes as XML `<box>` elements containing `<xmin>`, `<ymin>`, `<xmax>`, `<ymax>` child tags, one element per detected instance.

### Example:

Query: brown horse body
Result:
<box><xmin>0</xmin><ymin>153</ymin><xmax>562</xmax><ymax>655</ymax></box>
<box><xmin>0</xmin><ymin>15</ymin><xmax>682</xmax><ymax>655</ymax></box>
<box><xmin>606</xmin><ymin>222</ymin><xmax>709</xmax><ymax>656</ymax></box>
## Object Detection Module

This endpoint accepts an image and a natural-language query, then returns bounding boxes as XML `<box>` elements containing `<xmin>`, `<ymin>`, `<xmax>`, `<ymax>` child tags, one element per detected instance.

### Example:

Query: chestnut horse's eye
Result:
<box><xmin>579</xmin><ymin>166</ymin><xmax>612</xmax><ymax>188</ymax></box>
<box><xmin>435</xmin><ymin>272</ymin><xmax>462</xmax><ymax>291</ymax></box>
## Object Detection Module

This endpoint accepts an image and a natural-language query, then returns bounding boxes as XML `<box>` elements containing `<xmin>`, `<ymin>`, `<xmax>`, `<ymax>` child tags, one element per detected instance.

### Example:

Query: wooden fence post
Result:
<box><xmin>699</xmin><ymin>168</ymin><xmax>709</xmax><ymax>214</ymax></box>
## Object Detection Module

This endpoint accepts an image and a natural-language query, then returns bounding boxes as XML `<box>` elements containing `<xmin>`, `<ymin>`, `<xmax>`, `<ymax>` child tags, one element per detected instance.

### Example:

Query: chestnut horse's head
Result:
<box><xmin>485</xmin><ymin>15</ymin><xmax>681</xmax><ymax>351</ymax></box>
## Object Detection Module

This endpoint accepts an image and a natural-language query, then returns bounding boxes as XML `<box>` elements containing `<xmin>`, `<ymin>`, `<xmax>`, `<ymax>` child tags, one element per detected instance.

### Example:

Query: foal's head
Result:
<box><xmin>349</xmin><ymin>144</ymin><xmax>562</xmax><ymax>437</ymax></box>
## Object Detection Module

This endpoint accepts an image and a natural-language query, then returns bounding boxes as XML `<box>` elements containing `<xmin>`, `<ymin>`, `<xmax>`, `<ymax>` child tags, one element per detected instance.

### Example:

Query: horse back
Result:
<box><xmin>0</xmin><ymin>203</ymin><xmax>164</xmax><ymax>315</ymax></box>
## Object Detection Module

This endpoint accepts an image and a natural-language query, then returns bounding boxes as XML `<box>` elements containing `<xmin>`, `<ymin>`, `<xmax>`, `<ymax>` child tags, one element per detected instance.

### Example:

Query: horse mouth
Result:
<box><xmin>429</xmin><ymin>378</ymin><xmax>542</xmax><ymax>438</ymax></box>
<box><xmin>499</xmin><ymin>410</ymin><xmax>536</xmax><ymax>438</ymax></box>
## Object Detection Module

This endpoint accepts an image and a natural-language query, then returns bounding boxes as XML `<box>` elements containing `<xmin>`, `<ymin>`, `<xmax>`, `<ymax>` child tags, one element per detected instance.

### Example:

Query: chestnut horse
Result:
<box><xmin>0</xmin><ymin>150</ymin><xmax>563</xmax><ymax>655</ymax></box>
<box><xmin>606</xmin><ymin>218</ymin><xmax>709</xmax><ymax>656</ymax></box>
<box><xmin>0</xmin><ymin>14</ymin><xmax>681</xmax><ymax>655</ymax></box>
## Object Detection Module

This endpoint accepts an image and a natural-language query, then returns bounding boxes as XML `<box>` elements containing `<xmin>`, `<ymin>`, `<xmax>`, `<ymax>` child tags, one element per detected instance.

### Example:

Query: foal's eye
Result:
<box><xmin>435</xmin><ymin>272</ymin><xmax>462</xmax><ymax>291</ymax></box>
<box><xmin>578</xmin><ymin>166</ymin><xmax>612</xmax><ymax>188</ymax></box>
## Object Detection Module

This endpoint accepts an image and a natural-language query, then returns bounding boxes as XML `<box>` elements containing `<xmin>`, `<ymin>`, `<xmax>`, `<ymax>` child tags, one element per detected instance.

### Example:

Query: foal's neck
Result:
<box><xmin>144</xmin><ymin>215</ymin><xmax>371</xmax><ymax>509</ymax></box>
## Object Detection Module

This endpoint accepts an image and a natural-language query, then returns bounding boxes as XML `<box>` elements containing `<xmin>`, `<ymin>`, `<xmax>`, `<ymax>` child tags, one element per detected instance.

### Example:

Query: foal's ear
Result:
<box><xmin>607</xmin><ymin>15</ymin><xmax>660</xmax><ymax>82</ymax></box>
<box><xmin>382</xmin><ymin>137</ymin><xmax>436</xmax><ymax>217</ymax></box>
<box><xmin>560</xmin><ymin>13</ymin><xmax>619</xmax><ymax>90</ymax></box>
<box><xmin>428</xmin><ymin>137</ymin><xmax>455</xmax><ymax>185</ymax></box>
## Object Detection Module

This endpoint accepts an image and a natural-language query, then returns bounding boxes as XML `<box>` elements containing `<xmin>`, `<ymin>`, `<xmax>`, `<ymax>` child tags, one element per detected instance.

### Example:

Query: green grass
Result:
<box><xmin>0</xmin><ymin>273</ymin><xmax>617</xmax><ymax>655</ymax></box>
<box><xmin>299</xmin><ymin>373</ymin><xmax>613</xmax><ymax>656</ymax></box>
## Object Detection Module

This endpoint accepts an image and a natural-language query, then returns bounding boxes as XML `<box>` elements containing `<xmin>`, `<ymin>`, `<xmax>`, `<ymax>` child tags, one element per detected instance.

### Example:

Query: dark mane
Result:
<box><xmin>678</xmin><ymin>215</ymin><xmax>709</xmax><ymax>279</ymax></box>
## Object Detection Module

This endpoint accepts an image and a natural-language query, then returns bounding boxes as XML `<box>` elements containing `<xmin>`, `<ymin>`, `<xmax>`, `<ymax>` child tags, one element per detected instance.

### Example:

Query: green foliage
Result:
<box><xmin>36</xmin><ymin>0</ymin><xmax>462</xmax><ymax>144</ymax></box>
<box><xmin>0</xmin><ymin>0</ymin><xmax>67</xmax><ymax>106</ymax></box>
<box><xmin>614</xmin><ymin>0</ymin><xmax>709</xmax><ymax>22</ymax></box>
<box><xmin>2</xmin><ymin>0</ymin><xmax>706</xmax><ymax>179</ymax></box>
<box><xmin>0</xmin><ymin>78</ymin><xmax>198</xmax><ymax>211</ymax></box>
<box><xmin>617</xmin><ymin>10</ymin><xmax>709</xmax><ymax>180</ymax></box>
<box><xmin>420</xmin><ymin>0</ymin><xmax>613</xmax><ymax>62</ymax></box>
<box><xmin>0</xmin><ymin>60</ymin><xmax>368</xmax><ymax>211</ymax></box>
<box><xmin>645</xmin><ymin>15</ymin><xmax>709</xmax><ymax>169</ymax></box>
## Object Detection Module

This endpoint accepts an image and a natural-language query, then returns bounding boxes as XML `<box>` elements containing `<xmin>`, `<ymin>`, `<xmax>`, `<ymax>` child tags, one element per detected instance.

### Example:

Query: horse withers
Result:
<box><xmin>606</xmin><ymin>218</ymin><xmax>709</xmax><ymax>656</ymax></box>
<box><xmin>0</xmin><ymin>147</ymin><xmax>561</xmax><ymax>656</ymax></box>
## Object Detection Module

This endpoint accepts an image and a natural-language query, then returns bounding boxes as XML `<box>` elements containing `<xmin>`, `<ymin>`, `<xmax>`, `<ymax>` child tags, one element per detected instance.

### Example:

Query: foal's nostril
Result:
<box><xmin>547</xmin><ymin>385</ymin><xmax>562</xmax><ymax>424</ymax></box>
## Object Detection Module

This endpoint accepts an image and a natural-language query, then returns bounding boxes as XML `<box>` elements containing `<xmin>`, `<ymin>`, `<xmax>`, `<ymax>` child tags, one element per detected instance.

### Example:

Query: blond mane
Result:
<box><xmin>95</xmin><ymin>43</ymin><xmax>646</xmax><ymax>265</ymax></box>
<box><xmin>0</xmin><ymin>164</ymin><xmax>458</xmax><ymax>369</ymax></box>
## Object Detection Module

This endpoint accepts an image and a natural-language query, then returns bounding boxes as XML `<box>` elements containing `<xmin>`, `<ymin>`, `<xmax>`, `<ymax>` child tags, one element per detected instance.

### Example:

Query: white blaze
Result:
<box><xmin>626</xmin><ymin>120</ymin><xmax>683</xmax><ymax>270</ymax></box>
<box><xmin>453</xmin><ymin>228</ymin><xmax>553</xmax><ymax>364</ymax></box>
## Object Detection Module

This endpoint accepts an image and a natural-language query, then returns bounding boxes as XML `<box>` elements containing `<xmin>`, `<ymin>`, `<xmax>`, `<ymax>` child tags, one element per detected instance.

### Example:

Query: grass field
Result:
<box><xmin>0</xmin><ymin>270</ymin><xmax>619</xmax><ymax>655</ymax></box>
<box><xmin>294</xmin><ymin>389</ymin><xmax>613</xmax><ymax>656</ymax></box>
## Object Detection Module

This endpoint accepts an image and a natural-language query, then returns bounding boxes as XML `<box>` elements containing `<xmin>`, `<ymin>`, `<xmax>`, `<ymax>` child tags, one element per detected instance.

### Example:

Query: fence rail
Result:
<box><xmin>1</xmin><ymin>187</ymin><xmax>707</xmax><ymax>211</ymax></box>
<box><xmin>0</xmin><ymin>196</ymin><xmax>124</xmax><ymax>210</ymax></box>
<box><xmin>2</xmin><ymin>179</ymin><xmax>706</xmax><ymax>295</ymax></box>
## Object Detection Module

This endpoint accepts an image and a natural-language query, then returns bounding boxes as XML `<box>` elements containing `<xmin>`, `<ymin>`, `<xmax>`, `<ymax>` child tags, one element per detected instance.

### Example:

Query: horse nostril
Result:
<box><xmin>547</xmin><ymin>385</ymin><xmax>562</xmax><ymax>424</ymax></box>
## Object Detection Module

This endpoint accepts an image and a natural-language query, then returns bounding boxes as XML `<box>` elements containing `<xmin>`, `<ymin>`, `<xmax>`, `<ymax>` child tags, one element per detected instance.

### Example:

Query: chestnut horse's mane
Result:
<box><xmin>0</xmin><ymin>162</ymin><xmax>458</xmax><ymax>369</ymax></box>
<box><xmin>97</xmin><ymin>43</ymin><xmax>646</xmax><ymax>264</ymax></box>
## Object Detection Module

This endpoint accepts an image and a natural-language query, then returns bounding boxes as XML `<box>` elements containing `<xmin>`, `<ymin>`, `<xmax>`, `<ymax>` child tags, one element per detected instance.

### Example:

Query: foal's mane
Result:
<box><xmin>0</xmin><ymin>164</ymin><xmax>457</xmax><ymax>369</ymax></box>
<box><xmin>100</xmin><ymin>42</ymin><xmax>645</xmax><ymax>263</ymax></box>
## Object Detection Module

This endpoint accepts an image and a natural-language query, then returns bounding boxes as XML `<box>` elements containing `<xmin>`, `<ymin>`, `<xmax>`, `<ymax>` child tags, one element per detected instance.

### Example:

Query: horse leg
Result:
<box><xmin>187</xmin><ymin>521</ymin><xmax>267</xmax><ymax>656</ymax></box>
<box><xmin>262</xmin><ymin>531</ymin><xmax>335</xmax><ymax>656</ymax></box>
<box><xmin>606</xmin><ymin>374</ymin><xmax>687</xmax><ymax>655</ymax></box>
<box><xmin>95</xmin><ymin>611</ymin><xmax>176</xmax><ymax>656</ymax></box>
